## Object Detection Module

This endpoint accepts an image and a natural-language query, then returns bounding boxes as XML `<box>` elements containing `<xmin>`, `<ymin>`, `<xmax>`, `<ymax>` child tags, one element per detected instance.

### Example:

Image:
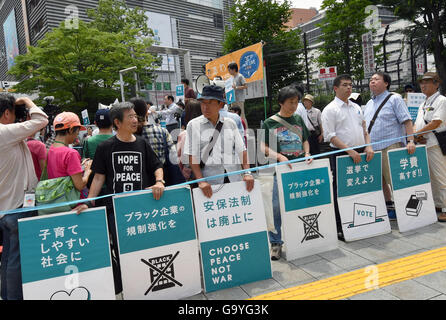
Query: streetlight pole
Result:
<box><xmin>119</xmin><ymin>66</ymin><xmax>137</xmax><ymax>102</ymax></box>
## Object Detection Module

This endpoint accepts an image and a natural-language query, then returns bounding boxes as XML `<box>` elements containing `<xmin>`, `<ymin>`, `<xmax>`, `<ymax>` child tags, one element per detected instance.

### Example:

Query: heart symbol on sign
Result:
<box><xmin>50</xmin><ymin>287</ymin><xmax>91</xmax><ymax>300</ymax></box>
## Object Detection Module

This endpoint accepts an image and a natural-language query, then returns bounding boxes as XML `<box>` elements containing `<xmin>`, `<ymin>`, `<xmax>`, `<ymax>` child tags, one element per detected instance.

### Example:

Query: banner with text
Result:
<box><xmin>193</xmin><ymin>181</ymin><xmax>271</xmax><ymax>293</ymax></box>
<box><xmin>388</xmin><ymin>146</ymin><xmax>437</xmax><ymax>232</ymax></box>
<box><xmin>337</xmin><ymin>152</ymin><xmax>391</xmax><ymax>241</ymax></box>
<box><xmin>276</xmin><ymin>159</ymin><xmax>338</xmax><ymax>261</ymax></box>
<box><xmin>18</xmin><ymin>208</ymin><xmax>115</xmax><ymax>300</ymax></box>
<box><xmin>113</xmin><ymin>186</ymin><xmax>201</xmax><ymax>300</ymax></box>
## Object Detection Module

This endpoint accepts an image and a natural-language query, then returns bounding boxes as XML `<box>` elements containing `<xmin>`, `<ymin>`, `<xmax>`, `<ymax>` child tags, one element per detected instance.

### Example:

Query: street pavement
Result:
<box><xmin>185</xmin><ymin>220</ymin><xmax>446</xmax><ymax>300</ymax></box>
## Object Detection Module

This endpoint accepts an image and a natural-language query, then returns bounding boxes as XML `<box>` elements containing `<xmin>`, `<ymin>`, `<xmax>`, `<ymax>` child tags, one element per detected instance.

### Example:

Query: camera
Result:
<box><xmin>14</xmin><ymin>104</ymin><xmax>28</xmax><ymax>123</ymax></box>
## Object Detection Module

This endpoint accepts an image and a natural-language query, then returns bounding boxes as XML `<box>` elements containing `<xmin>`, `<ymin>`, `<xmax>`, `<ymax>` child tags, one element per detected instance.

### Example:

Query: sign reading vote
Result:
<box><xmin>336</xmin><ymin>152</ymin><xmax>390</xmax><ymax>241</ymax></box>
<box><xmin>193</xmin><ymin>181</ymin><xmax>271</xmax><ymax>293</ymax></box>
<box><xmin>388</xmin><ymin>146</ymin><xmax>437</xmax><ymax>232</ymax></box>
<box><xmin>18</xmin><ymin>208</ymin><xmax>115</xmax><ymax>300</ymax></box>
<box><xmin>176</xmin><ymin>84</ymin><xmax>185</xmax><ymax>102</ymax></box>
<box><xmin>225</xmin><ymin>78</ymin><xmax>235</xmax><ymax>105</ymax></box>
<box><xmin>276</xmin><ymin>159</ymin><xmax>338</xmax><ymax>260</ymax></box>
<box><xmin>113</xmin><ymin>186</ymin><xmax>201</xmax><ymax>300</ymax></box>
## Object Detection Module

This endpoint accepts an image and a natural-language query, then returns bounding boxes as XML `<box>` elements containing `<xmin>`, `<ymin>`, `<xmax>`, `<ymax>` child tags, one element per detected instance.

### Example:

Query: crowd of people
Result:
<box><xmin>0</xmin><ymin>66</ymin><xmax>445</xmax><ymax>299</ymax></box>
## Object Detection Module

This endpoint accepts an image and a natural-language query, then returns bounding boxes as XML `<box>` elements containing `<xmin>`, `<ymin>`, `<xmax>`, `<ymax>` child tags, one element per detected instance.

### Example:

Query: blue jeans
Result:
<box><xmin>268</xmin><ymin>176</ymin><xmax>283</xmax><ymax>245</ymax></box>
<box><xmin>0</xmin><ymin>210</ymin><xmax>36</xmax><ymax>300</ymax></box>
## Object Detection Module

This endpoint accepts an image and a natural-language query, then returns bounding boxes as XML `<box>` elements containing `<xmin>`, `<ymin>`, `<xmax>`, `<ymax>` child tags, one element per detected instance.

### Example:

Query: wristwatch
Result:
<box><xmin>156</xmin><ymin>179</ymin><xmax>165</xmax><ymax>185</ymax></box>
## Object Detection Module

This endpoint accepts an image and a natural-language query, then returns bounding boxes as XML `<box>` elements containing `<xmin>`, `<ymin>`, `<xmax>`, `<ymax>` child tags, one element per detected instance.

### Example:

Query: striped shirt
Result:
<box><xmin>140</xmin><ymin>124</ymin><xmax>176</xmax><ymax>164</ymax></box>
<box><xmin>364</xmin><ymin>90</ymin><xmax>411</xmax><ymax>150</ymax></box>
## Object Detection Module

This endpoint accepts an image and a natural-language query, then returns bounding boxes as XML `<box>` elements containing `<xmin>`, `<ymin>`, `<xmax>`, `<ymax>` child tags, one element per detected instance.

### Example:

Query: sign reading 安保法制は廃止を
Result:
<box><xmin>113</xmin><ymin>186</ymin><xmax>202</xmax><ymax>300</ymax></box>
<box><xmin>388</xmin><ymin>146</ymin><xmax>437</xmax><ymax>232</ymax></box>
<box><xmin>276</xmin><ymin>159</ymin><xmax>338</xmax><ymax>260</ymax></box>
<box><xmin>18</xmin><ymin>207</ymin><xmax>115</xmax><ymax>300</ymax></box>
<box><xmin>336</xmin><ymin>152</ymin><xmax>391</xmax><ymax>242</ymax></box>
<box><xmin>193</xmin><ymin>181</ymin><xmax>271</xmax><ymax>293</ymax></box>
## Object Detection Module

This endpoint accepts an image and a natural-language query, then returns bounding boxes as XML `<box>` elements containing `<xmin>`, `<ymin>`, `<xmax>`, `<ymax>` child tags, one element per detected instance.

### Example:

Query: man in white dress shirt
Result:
<box><xmin>321</xmin><ymin>74</ymin><xmax>374</xmax><ymax>239</ymax></box>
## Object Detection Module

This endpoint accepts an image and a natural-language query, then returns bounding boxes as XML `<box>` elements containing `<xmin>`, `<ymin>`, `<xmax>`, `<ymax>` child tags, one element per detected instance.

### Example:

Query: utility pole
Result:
<box><xmin>383</xmin><ymin>25</ymin><xmax>390</xmax><ymax>73</ymax></box>
<box><xmin>409</xmin><ymin>34</ymin><xmax>416</xmax><ymax>85</ymax></box>
<box><xmin>303</xmin><ymin>32</ymin><xmax>310</xmax><ymax>93</ymax></box>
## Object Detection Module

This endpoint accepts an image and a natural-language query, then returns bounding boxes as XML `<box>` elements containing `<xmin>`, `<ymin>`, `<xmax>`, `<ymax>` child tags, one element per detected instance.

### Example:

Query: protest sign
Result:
<box><xmin>18</xmin><ymin>207</ymin><xmax>115</xmax><ymax>300</ymax></box>
<box><xmin>176</xmin><ymin>84</ymin><xmax>185</xmax><ymax>103</ymax></box>
<box><xmin>406</xmin><ymin>93</ymin><xmax>426</xmax><ymax>122</ymax></box>
<box><xmin>193</xmin><ymin>181</ymin><xmax>271</xmax><ymax>293</ymax></box>
<box><xmin>113</xmin><ymin>186</ymin><xmax>201</xmax><ymax>300</ymax></box>
<box><xmin>276</xmin><ymin>159</ymin><xmax>338</xmax><ymax>260</ymax></box>
<box><xmin>388</xmin><ymin>146</ymin><xmax>437</xmax><ymax>232</ymax></box>
<box><xmin>225</xmin><ymin>77</ymin><xmax>235</xmax><ymax>105</ymax></box>
<box><xmin>336</xmin><ymin>152</ymin><xmax>391</xmax><ymax>241</ymax></box>
<box><xmin>81</xmin><ymin>109</ymin><xmax>90</xmax><ymax>126</ymax></box>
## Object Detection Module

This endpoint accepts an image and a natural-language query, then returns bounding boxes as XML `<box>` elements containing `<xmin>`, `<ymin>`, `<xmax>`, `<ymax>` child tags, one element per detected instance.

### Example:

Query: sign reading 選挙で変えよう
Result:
<box><xmin>336</xmin><ymin>152</ymin><xmax>390</xmax><ymax>241</ymax></box>
<box><xmin>18</xmin><ymin>207</ymin><xmax>115</xmax><ymax>300</ymax></box>
<box><xmin>113</xmin><ymin>186</ymin><xmax>201</xmax><ymax>300</ymax></box>
<box><xmin>193</xmin><ymin>181</ymin><xmax>271</xmax><ymax>293</ymax></box>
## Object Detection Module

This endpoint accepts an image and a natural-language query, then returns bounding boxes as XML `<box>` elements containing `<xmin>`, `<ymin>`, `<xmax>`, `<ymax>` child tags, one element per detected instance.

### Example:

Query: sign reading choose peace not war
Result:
<box><xmin>276</xmin><ymin>159</ymin><xmax>338</xmax><ymax>261</ymax></box>
<box><xmin>113</xmin><ymin>186</ymin><xmax>201</xmax><ymax>300</ymax></box>
<box><xmin>336</xmin><ymin>152</ymin><xmax>391</xmax><ymax>241</ymax></box>
<box><xmin>193</xmin><ymin>181</ymin><xmax>271</xmax><ymax>293</ymax></box>
<box><xmin>18</xmin><ymin>208</ymin><xmax>115</xmax><ymax>300</ymax></box>
<box><xmin>388</xmin><ymin>146</ymin><xmax>437</xmax><ymax>232</ymax></box>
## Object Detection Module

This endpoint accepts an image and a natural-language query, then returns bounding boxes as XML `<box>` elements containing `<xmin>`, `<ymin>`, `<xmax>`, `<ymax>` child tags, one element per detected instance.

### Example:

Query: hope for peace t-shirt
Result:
<box><xmin>92</xmin><ymin>135</ymin><xmax>163</xmax><ymax>197</ymax></box>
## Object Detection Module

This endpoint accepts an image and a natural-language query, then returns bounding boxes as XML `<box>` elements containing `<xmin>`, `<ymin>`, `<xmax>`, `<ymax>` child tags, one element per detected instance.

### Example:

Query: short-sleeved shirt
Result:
<box><xmin>306</xmin><ymin>107</ymin><xmax>322</xmax><ymax>132</ymax></box>
<box><xmin>262</xmin><ymin>113</ymin><xmax>309</xmax><ymax>160</ymax></box>
<box><xmin>234</xmin><ymin>73</ymin><xmax>247</xmax><ymax>103</ymax></box>
<box><xmin>184</xmin><ymin>114</ymin><xmax>246</xmax><ymax>184</ymax></box>
<box><xmin>27</xmin><ymin>138</ymin><xmax>47</xmax><ymax>180</ymax></box>
<box><xmin>185</xmin><ymin>87</ymin><xmax>196</xmax><ymax>100</ymax></box>
<box><xmin>92</xmin><ymin>135</ymin><xmax>163</xmax><ymax>196</ymax></box>
<box><xmin>140</xmin><ymin>124</ymin><xmax>176</xmax><ymax>164</ymax></box>
<box><xmin>82</xmin><ymin>134</ymin><xmax>113</xmax><ymax>159</ymax></box>
<box><xmin>47</xmin><ymin>145</ymin><xmax>83</xmax><ymax>179</ymax></box>
<box><xmin>414</xmin><ymin>92</ymin><xmax>446</xmax><ymax>148</ymax></box>
<box><xmin>364</xmin><ymin>90</ymin><xmax>411</xmax><ymax>150</ymax></box>
<box><xmin>321</xmin><ymin>97</ymin><xmax>366</xmax><ymax>149</ymax></box>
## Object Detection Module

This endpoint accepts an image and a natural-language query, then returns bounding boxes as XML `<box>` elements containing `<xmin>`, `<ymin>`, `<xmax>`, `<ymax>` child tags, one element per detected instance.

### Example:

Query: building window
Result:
<box><xmin>28</xmin><ymin>0</ymin><xmax>41</xmax><ymax>13</ymax></box>
<box><xmin>186</xmin><ymin>0</ymin><xmax>223</xmax><ymax>10</ymax></box>
<box><xmin>31</xmin><ymin>17</ymin><xmax>44</xmax><ymax>38</ymax></box>
<box><xmin>213</xmin><ymin>13</ymin><xmax>223</xmax><ymax>29</ymax></box>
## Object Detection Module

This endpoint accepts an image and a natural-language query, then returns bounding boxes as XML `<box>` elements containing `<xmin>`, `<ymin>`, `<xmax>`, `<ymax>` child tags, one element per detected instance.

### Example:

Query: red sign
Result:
<box><xmin>319</xmin><ymin>66</ymin><xmax>337</xmax><ymax>80</ymax></box>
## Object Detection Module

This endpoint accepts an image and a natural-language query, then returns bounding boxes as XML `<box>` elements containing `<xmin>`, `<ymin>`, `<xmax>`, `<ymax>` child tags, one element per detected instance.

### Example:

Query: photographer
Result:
<box><xmin>0</xmin><ymin>95</ymin><xmax>48</xmax><ymax>300</ymax></box>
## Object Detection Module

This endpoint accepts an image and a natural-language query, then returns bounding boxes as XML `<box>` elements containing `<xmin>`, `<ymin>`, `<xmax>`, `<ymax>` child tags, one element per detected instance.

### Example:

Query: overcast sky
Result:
<box><xmin>284</xmin><ymin>0</ymin><xmax>324</xmax><ymax>10</ymax></box>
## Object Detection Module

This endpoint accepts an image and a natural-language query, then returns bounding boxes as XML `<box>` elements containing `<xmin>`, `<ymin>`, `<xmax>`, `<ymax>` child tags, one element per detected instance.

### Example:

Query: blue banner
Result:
<box><xmin>337</xmin><ymin>153</ymin><xmax>382</xmax><ymax>197</ymax></box>
<box><xmin>280</xmin><ymin>167</ymin><xmax>331</xmax><ymax>212</ymax></box>
<box><xmin>388</xmin><ymin>146</ymin><xmax>430</xmax><ymax>191</ymax></box>
<box><xmin>18</xmin><ymin>208</ymin><xmax>111</xmax><ymax>284</ymax></box>
<box><xmin>113</xmin><ymin>187</ymin><xmax>197</xmax><ymax>254</ymax></box>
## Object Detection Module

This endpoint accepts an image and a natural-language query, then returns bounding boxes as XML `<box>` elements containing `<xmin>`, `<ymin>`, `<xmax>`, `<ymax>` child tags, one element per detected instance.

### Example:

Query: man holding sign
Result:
<box><xmin>321</xmin><ymin>74</ymin><xmax>374</xmax><ymax>239</ymax></box>
<box><xmin>184</xmin><ymin>85</ymin><xmax>253</xmax><ymax>198</ymax></box>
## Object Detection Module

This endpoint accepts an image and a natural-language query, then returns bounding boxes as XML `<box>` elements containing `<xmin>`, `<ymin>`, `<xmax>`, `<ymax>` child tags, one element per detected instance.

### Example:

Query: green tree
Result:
<box><xmin>371</xmin><ymin>0</ymin><xmax>446</xmax><ymax>94</ymax></box>
<box><xmin>317</xmin><ymin>0</ymin><xmax>382</xmax><ymax>85</ymax></box>
<box><xmin>223</xmin><ymin>0</ymin><xmax>305</xmax><ymax>113</ymax></box>
<box><xmin>9</xmin><ymin>0</ymin><xmax>158</xmax><ymax>113</ymax></box>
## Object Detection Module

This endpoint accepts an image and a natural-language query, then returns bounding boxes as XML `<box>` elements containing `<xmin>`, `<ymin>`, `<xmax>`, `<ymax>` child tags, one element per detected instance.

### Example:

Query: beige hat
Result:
<box><xmin>418</xmin><ymin>72</ymin><xmax>442</xmax><ymax>84</ymax></box>
<box><xmin>302</xmin><ymin>94</ymin><xmax>314</xmax><ymax>104</ymax></box>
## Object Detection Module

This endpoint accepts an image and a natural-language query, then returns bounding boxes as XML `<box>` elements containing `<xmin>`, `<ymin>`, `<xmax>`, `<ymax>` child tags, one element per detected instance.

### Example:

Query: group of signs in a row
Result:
<box><xmin>18</xmin><ymin>146</ymin><xmax>437</xmax><ymax>300</ymax></box>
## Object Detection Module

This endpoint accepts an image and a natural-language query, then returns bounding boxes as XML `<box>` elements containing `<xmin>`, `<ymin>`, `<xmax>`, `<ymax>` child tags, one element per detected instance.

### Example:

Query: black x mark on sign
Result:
<box><xmin>298</xmin><ymin>212</ymin><xmax>324</xmax><ymax>243</ymax></box>
<box><xmin>140</xmin><ymin>251</ymin><xmax>183</xmax><ymax>295</ymax></box>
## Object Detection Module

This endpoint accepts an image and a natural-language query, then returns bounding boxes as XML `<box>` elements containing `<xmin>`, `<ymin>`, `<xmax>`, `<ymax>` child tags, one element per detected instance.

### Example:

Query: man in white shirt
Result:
<box><xmin>184</xmin><ymin>85</ymin><xmax>254</xmax><ymax>198</ymax></box>
<box><xmin>0</xmin><ymin>95</ymin><xmax>48</xmax><ymax>300</ymax></box>
<box><xmin>321</xmin><ymin>74</ymin><xmax>374</xmax><ymax>238</ymax></box>
<box><xmin>156</xmin><ymin>95</ymin><xmax>182</xmax><ymax>133</ymax></box>
<box><xmin>414</xmin><ymin>72</ymin><xmax>446</xmax><ymax>221</ymax></box>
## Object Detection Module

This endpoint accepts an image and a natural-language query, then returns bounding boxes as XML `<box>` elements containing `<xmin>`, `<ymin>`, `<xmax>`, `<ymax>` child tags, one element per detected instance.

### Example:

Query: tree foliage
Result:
<box><xmin>223</xmin><ymin>0</ymin><xmax>305</xmax><ymax>97</ymax></box>
<box><xmin>317</xmin><ymin>0</ymin><xmax>382</xmax><ymax>84</ymax></box>
<box><xmin>8</xmin><ymin>0</ymin><xmax>159</xmax><ymax>113</ymax></box>
<box><xmin>371</xmin><ymin>0</ymin><xmax>446</xmax><ymax>93</ymax></box>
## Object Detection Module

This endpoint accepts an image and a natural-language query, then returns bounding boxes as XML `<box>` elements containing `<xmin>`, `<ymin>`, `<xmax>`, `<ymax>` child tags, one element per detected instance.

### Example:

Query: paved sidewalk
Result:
<box><xmin>186</xmin><ymin>221</ymin><xmax>446</xmax><ymax>300</ymax></box>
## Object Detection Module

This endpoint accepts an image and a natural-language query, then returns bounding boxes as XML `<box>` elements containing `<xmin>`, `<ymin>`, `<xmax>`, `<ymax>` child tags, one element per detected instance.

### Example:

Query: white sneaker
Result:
<box><xmin>270</xmin><ymin>244</ymin><xmax>282</xmax><ymax>261</ymax></box>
